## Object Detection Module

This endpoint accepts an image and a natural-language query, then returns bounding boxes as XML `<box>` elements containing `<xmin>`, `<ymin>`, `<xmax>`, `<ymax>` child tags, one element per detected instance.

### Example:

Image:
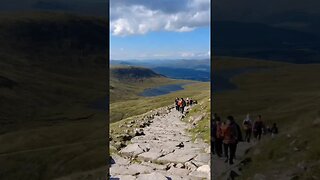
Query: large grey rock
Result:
<box><xmin>194</xmin><ymin>153</ymin><xmax>210</xmax><ymax>164</ymax></box>
<box><xmin>126</xmin><ymin>164</ymin><xmax>154</xmax><ymax>175</ymax></box>
<box><xmin>189</xmin><ymin>171</ymin><xmax>208</xmax><ymax>179</ymax></box>
<box><xmin>111</xmin><ymin>154</ymin><xmax>130</xmax><ymax>165</ymax></box>
<box><xmin>157</xmin><ymin>149</ymin><xmax>198</xmax><ymax>164</ymax></box>
<box><xmin>111</xmin><ymin>175</ymin><xmax>137</xmax><ymax>180</ymax></box>
<box><xmin>167</xmin><ymin>167</ymin><xmax>190</xmax><ymax>176</ymax></box>
<box><xmin>136</xmin><ymin>172</ymin><xmax>167</xmax><ymax>180</ymax></box>
<box><xmin>120</xmin><ymin>143</ymin><xmax>148</xmax><ymax>157</ymax></box>
<box><xmin>137</xmin><ymin>151</ymin><xmax>163</xmax><ymax>162</ymax></box>
<box><xmin>110</xmin><ymin>164</ymin><xmax>128</xmax><ymax>176</ymax></box>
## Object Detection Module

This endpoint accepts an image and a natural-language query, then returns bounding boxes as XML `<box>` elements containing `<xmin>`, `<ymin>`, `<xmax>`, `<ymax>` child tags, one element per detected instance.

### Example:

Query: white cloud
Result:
<box><xmin>110</xmin><ymin>0</ymin><xmax>210</xmax><ymax>36</ymax></box>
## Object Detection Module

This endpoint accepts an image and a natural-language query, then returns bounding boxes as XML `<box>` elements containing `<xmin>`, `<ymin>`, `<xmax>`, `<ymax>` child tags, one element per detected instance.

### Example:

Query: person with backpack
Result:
<box><xmin>243</xmin><ymin>114</ymin><xmax>253</xmax><ymax>143</ymax></box>
<box><xmin>180</xmin><ymin>98</ymin><xmax>186</xmax><ymax>114</ymax></box>
<box><xmin>177</xmin><ymin>99</ymin><xmax>182</xmax><ymax>112</ymax></box>
<box><xmin>222</xmin><ymin>116</ymin><xmax>238</xmax><ymax>165</ymax></box>
<box><xmin>175</xmin><ymin>98</ymin><xmax>180</xmax><ymax>111</ymax></box>
<box><xmin>253</xmin><ymin>115</ymin><xmax>264</xmax><ymax>141</ymax></box>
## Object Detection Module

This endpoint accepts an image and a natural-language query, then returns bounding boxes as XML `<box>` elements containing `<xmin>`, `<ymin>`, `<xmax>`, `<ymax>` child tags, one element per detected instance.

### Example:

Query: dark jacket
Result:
<box><xmin>235</xmin><ymin>122</ymin><xmax>243</xmax><ymax>142</ymax></box>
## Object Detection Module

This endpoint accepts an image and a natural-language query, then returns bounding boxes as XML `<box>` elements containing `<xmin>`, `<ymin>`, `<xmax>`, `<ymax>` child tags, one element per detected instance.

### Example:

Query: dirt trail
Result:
<box><xmin>110</xmin><ymin>106</ymin><xmax>210</xmax><ymax>180</ymax></box>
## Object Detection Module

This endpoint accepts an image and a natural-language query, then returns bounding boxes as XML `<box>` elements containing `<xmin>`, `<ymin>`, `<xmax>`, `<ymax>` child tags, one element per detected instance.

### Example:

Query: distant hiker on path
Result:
<box><xmin>253</xmin><ymin>115</ymin><xmax>265</xmax><ymax>141</ymax></box>
<box><xmin>179</xmin><ymin>98</ymin><xmax>186</xmax><ymax>114</ymax></box>
<box><xmin>175</xmin><ymin>98</ymin><xmax>180</xmax><ymax>111</ymax></box>
<box><xmin>222</xmin><ymin>116</ymin><xmax>239</xmax><ymax>165</ymax></box>
<box><xmin>243</xmin><ymin>114</ymin><xmax>253</xmax><ymax>143</ymax></box>
<box><xmin>190</xmin><ymin>98</ymin><xmax>193</xmax><ymax>106</ymax></box>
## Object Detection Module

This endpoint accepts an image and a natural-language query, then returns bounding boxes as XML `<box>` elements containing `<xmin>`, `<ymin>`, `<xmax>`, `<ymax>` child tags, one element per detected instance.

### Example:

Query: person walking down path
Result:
<box><xmin>222</xmin><ymin>116</ymin><xmax>239</xmax><ymax>165</ymax></box>
<box><xmin>175</xmin><ymin>98</ymin><xmax>180</xmax><ymax>111</ymax></box>
<box><xmin>179</xmin><ymin>98</ymin><xmax>186</xmax><ymax>114</ymax></box>
<box><xmin>215</xmin><ymin>116</ymin><xmax>224</xmax><ymax>157</ymax></box>
<box><xmin>243</xmin><ymin>114</ymin><xmax>253</xmax><ymax>143</ymax></box>
<box><xmin>253</xmin><ymin>115</ymin><xmax>265</xmax><ymax>141</ymax></box>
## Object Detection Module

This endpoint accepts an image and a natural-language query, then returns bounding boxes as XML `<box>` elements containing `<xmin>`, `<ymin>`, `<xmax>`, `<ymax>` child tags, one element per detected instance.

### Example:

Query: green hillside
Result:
<box><xmin>0</xmin><ymin>12</ymin><xmax>107</xmax><ymax>179</ymax></box>
<box><xmin>213</xmin><ymin>56</ymin><xmax>320</xmax><ymax>179</ymax></box>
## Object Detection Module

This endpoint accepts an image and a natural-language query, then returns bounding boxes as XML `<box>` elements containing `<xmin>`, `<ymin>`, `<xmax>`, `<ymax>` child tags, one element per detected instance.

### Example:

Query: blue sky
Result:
<box><xmin>110</xmin><ymin>0</ymin><xmax>210</xmax><ymax>60</ymax></box>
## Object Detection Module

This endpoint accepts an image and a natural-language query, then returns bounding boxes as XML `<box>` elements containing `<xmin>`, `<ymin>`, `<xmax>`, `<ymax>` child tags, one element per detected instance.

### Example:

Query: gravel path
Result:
<box><xmin>110</xmin><ymin>106</ymin><xmax>210</xmax><ymax>180</ymax></box>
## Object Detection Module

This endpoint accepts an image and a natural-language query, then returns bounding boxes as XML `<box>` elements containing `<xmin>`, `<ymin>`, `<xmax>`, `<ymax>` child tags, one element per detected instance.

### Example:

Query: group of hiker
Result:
<box><xmin>212</xmin><ymin>113</ymin><xmax>278</xmax><ymax>165</ymax></box>
<box><xmin>174</xmin><ymin>97</ymin><xmax>196</xmax><ymax>113</ymax></box>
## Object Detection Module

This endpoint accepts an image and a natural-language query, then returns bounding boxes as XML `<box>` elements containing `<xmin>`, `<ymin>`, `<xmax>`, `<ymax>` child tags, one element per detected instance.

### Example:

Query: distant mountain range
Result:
<box><xmin>110</xmin><ymin>59</ymin><xmax>210</xmax><ymax>82</ymax></box>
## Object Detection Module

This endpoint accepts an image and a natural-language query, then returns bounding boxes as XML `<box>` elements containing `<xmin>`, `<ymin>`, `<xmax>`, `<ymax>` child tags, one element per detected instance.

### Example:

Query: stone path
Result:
<box><xmin>110</xmin><ymin>106</ymin><xmax>210</xmax><ymax>179</ymax></box>
<box><xmin>212</xmin><ymin>141</ymin><xmax>254</xmax><ymax>179</ymax></box>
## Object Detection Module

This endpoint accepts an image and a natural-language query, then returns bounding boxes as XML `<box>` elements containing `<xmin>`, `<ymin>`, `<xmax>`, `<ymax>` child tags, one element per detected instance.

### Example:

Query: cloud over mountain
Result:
<box><xmin>110</xmin><ymin>0</ymin><xmax>210</xmax><ymax>36</ymax></box>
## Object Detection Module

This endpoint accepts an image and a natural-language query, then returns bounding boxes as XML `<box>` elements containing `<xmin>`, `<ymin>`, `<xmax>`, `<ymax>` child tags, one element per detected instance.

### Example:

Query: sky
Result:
<box><xmin>110</xmin><ymin>0</ymin><xmax>210</xmax><ymax>60</ymax></box>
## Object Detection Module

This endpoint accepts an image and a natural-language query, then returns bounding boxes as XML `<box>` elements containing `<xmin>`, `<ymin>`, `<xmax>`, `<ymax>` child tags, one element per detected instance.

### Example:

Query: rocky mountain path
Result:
<box><xmin>110</xmin><ymin>106</ymin><xmax>210</xmax><ymax>180</ymax></box>
<box><xmin>212</xmin><ymin>141</ymin><xmax>255</xmax><ymax>179</ymax></box>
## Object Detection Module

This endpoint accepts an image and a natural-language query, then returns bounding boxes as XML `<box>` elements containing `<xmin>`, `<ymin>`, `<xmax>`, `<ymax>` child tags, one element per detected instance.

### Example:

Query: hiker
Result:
<box><xmin>175</xmin><ymin>98</ymin><xmax>180</xmax><ymax>111</ymax></box>
<box><xmin>189</xmin><ymin>98</ymin><xmax>193</xmax><ymax>106</ymax></box>
<box><xmin>271</xmin><ymin>123</ymin><xmax>278</xmax><ymax>138</ymax></box>
<box><xmin>253</xmin><ymin>115</ymin><xmax>265</xmax><ymax>141</ymax></box>
<box><xmin>222</xmin><ymin>116</ymin><xmax>238</xmax><ymax>165</ymax></box>
<box><xmin>243</xmin><ymin>114</ymin><xmax>253</xmax><ymax>143</ymax></box>
<box><xmin>215</xmin><ymin>116</ymin><xmax>223</xmax><ymax>157</ymax></box>
<box><xmin>186</xmin><ymin>97</ymin><xmax>190</xmax><ymax>106</ymax></box>
<box><xmin>180</xmin><ymin>98</ymin><xmax>186</xmax><ymax>114</ymax></box>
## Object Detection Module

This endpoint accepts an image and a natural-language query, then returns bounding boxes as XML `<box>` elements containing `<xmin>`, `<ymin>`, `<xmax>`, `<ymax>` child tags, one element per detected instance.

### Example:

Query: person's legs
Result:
<box><xmin>216</xmin><ymin>138</ymin><xmax>223</xmax><ymax>157</ymax></box>
<box><xmin>244</xmin><ymin>130</ymin><xmax>248</xmax><ymax>142</ymax></box>
<box><xmin>258</xmin><ymin>130</ymin><xmax>262</xmax><ymax>140</ymax></box>
<box><xmin>229</xmin><ymin>143</ymin><xmax>236</xmax><ymax>164</ymax></box>
<box><xmin>181</xmin><ymin>107</ymin><xmax>184</xmax><ymax>113</ymax></box>
<box><xmin>212</xmin><ymin>139</ymin><xmax>215</xmax><ymax>155</ymax></box>
<box><xmin>224</xmin><ymin>143</ymin><xmax>229</xmax><ymax>162</ymax></box>
<box><xmin>248</xmin><ymin>130</ymin><xmax>251</xmax><ymax>143</ymax></box>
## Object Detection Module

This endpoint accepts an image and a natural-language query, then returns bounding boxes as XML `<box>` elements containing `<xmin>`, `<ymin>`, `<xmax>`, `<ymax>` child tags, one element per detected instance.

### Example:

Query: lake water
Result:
<box><xmin>139</xmin><ymin>84</ymin><xmax>187</xmax><ymax>97</ymax></box>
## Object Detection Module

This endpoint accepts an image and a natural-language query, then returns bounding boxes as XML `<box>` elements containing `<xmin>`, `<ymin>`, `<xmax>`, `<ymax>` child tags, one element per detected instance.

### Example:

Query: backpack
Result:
<box><xmin>182</xmin><ymin>100</ymin><xmax>186</xmax><ymax>106</ymax></box>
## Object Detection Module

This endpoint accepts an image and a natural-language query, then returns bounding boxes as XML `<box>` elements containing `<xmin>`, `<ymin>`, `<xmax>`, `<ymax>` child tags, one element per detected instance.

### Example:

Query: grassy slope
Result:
<box><xmin>0</xmin><ymin>12</ymin><xmax>107</xmax><ymax>179</ymax></box>
<box><xmin>213</xmin><ymin>56</ymin><xmax>320</xmax><ymax>179</ymax></box>
<box><xmin>186</xmin><ymin>98</ymin><xmax>211</xmax><ymax>143</ymax></box>
<box><xmin>110</xmin><ymin>81</ymin><xmax>210</xmax><ymax>148</ymax></box>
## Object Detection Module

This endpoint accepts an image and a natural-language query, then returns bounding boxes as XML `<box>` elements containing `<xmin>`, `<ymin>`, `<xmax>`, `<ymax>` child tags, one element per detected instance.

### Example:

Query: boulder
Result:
<box><xmin>137</xmin><ymin>172</ymin><xmax>167</xmax><ymax>180</ymax></box>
